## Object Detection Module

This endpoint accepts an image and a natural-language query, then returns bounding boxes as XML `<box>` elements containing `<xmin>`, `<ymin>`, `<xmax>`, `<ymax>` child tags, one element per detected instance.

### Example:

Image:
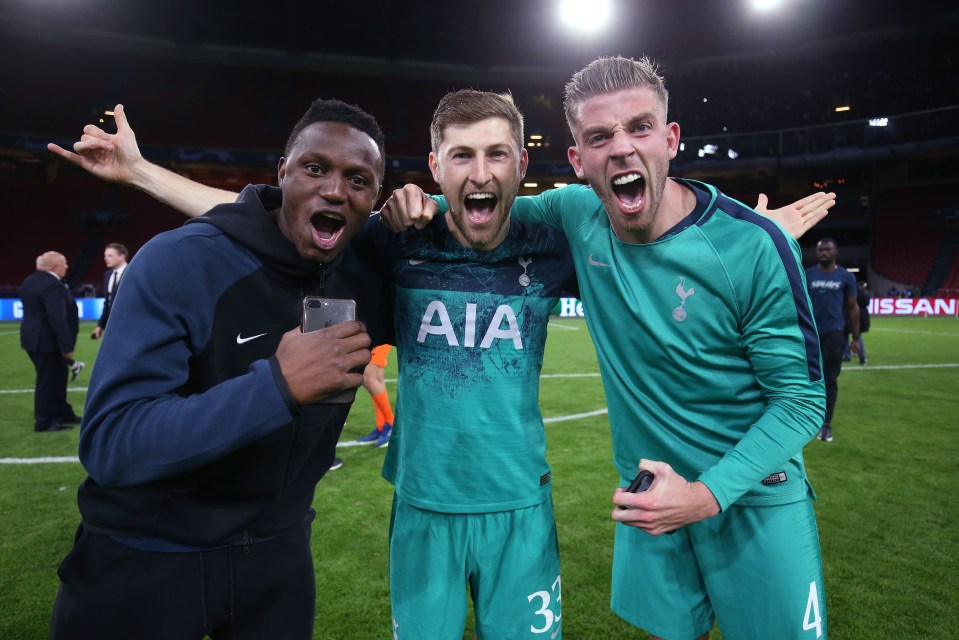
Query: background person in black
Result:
<box><xmin>844</xmin><ymin>281</ymin><xmax>871</xmax><ymax>365</ymax></box>
<box><xmin>806</xmin><ymin>237</ymin><xmax>860</xmax><ymax>443</ymax></box>
<box><xmin>856</xmin><ymin>281</ymin><xmax>871</xmax><ymax>364</ymax></box>
<box><xmin>46</xmin><ymin>100</ymin><xmax>391</xmax><ymax>640</ymax></box>
<box><xmin>18</xmin><ymin>251</ymin><xmax>82</xmax><ymax>432</ymax></box>
<box><xmin>91</xmin><ymin>241</ymin><xmax>129</xmax><ymax>340</ymax></box>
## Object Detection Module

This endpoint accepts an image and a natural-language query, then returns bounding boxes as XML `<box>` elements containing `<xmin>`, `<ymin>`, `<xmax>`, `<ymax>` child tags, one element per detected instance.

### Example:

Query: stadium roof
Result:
<box><xmin>3</xmin><ymin>0</ymin><xmax>958</xmax><ymax>79</ymax></box>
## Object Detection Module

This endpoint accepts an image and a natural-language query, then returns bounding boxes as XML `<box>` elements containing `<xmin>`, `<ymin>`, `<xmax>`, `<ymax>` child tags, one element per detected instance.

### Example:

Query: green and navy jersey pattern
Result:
<box><xmin>507</xmin><ymin>180</ymin><xmax>825</xmax><ymax>510</ymax></box>
<box><xmin>805</xmin><ymin>265</ymin><xmax>857</xmax><ymax>334</ymax></box>
<box><xmin>360</xmin><ymin>214</ymin><xmax>576</xmax><ymax>513</ymax></box>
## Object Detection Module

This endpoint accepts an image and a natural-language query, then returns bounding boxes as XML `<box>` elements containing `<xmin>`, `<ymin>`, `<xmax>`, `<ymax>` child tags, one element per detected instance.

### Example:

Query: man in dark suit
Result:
<box><xmin>19</xmin><ymin>251</ymin><xmax>82</xmax><ymax>432</ymax></box>
<box><xmin>91</xmin><ymin>242</ymin><xmax>129</xmax><ymax>340</ymax></box>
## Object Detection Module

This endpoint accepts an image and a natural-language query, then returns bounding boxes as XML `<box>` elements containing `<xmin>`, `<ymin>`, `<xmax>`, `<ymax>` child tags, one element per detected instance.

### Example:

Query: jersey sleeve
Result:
<box><xmin>78</xmin><ymin>233</ymin><xmax>296</xmax><ymax>487</ymax></box>
<box><xmin>698</xmin><ymin>234</ymin><xmax>826</xmax><ymax>509</ymax></box>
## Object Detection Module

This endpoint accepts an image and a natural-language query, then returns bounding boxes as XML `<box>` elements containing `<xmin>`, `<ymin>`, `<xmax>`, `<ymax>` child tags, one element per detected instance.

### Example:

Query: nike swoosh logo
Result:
<box><xmin>236</xmin><ymin>332</ymin><xmax>267</xmax><ymax>345</ymax></box>
<box><xmin>408</xmin><ymin>259</ymin><xmax>429</xmax><ymax>266</ymax></box>
<box><xmin>587</xmin><ymin>254</ymin><xmax>611</xmax><ymax>267</ymax></box>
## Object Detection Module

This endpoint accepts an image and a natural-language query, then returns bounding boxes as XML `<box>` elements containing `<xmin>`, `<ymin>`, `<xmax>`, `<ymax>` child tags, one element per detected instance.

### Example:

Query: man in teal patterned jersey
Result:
<box><xmin>391</xmin><ymin>57</ymin><xmax>831</xmax><ymax>640</ymax></box>
<box><xmin>362</xmin><ymin>90</ymin><xmax>576</xmax><ymax>639</ymax></box>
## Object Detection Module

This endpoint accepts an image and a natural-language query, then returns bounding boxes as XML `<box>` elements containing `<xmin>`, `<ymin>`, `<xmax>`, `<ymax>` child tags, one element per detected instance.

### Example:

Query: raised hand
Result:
<box><xmin>47</xmin><ymin>103</ymin><xmax>143</xmax><ymax>185</ymax></box>
<box><xmin>756</xmin><ymin>191</ymin><xmax>836</xmax><ymax>240</ymax></box>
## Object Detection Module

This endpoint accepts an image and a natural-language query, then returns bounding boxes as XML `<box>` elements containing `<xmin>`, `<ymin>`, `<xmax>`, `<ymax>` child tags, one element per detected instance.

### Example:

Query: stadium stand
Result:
<box><xmin>871</xmin><ymin>184</ymin><xmax>959</xmax><ymax>293</ymax></box>
<box><xmin>2</xmin><ymin>5</ymin><xmax>957</xmax><ymax>298</ymax></box>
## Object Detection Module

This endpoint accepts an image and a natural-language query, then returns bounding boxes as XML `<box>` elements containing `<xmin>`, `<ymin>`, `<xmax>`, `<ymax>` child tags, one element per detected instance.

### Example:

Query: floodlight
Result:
<box><xmin>558</xmin><ymin>0</ymin><xmax>611</xmax><ymax>33</ymax></box>
<box><xmin>751</xmin><ymin>0</ymin><xmax>784</xmax><ymax>12</ymax></box>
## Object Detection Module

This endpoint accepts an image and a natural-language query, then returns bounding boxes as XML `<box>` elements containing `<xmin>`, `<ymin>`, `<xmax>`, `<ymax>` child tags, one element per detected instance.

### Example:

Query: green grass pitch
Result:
<box><xmin>0</xmin><ymin>316</ymin><xmax>957</xmax><ymax>639</ymax></box>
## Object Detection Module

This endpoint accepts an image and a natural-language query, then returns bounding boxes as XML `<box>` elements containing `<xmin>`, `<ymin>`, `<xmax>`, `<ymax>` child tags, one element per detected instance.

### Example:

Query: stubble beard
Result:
<box><xmin>598</xmin><ymin>170</ymin><xmax>665</xmax><ymax>243</ymax></box>
<box><xmin>448</xmin><ymin>207</ymin><xmax>509</xmax><ymax>250</ymax></box>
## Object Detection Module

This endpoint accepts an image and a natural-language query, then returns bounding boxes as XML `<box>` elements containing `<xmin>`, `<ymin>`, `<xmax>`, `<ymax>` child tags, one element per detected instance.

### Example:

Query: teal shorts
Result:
<box><xmin>389</xmin><ymin>494</ymin><xmax>562</xmax><ymax>640</ymax></box>
<box><xmin>611</xmin><ymin>496</ymin><xmax>826</xmax><ymax>640</ymax></box>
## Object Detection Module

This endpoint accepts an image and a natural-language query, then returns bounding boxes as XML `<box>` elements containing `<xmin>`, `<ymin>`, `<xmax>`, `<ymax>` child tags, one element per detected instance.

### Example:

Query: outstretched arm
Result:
<box><xmin>755</xmin><ymin>192</ymin><xmax>835</xmax><ymax>240</ymax></box>
<box><xmin>47</xmin><ymin>103</ymin><xmax>238</xmax><ymax>218</ymax></box>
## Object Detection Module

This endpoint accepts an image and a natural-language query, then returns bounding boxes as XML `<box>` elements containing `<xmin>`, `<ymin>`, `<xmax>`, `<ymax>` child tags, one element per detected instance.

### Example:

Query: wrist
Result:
<box><xmin>691</xmin><ymin>481</ymin><xmax>721</xmax><ymax>519</ymax></box>
<box><xmin>130</xmin><ymin>158</ymin><xmax>160</xmax><ymax>191</ymax></box>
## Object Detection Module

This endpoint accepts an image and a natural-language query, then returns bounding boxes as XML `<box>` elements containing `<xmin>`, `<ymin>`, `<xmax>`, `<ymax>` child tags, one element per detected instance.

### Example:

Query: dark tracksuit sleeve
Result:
<box><xmin>78</xmin><ymin>234</ymin><xmax>297</xmax><ymax>487</ymax></box>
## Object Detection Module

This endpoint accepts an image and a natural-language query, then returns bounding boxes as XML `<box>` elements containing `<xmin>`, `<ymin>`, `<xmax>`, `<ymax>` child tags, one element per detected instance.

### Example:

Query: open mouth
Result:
<box><xmin>310</xmin><ymin>212</ymin><xmax>346</xmax><ymax>250</ymax></box>
<box><xmin>463</xmin><ymin>192</ymin><xmax>498</xmax><ymax>224</ymax></box>
<box><xmin>611</xmin><ymin>172</ymin><xmax>646</xmax><ymax>214</ymax></box>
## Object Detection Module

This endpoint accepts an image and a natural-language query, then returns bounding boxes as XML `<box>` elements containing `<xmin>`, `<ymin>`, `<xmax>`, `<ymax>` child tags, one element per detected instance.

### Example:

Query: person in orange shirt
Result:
<box><xmin>356</xmin><ymin>344</ymin><xmax>395</xmax><ymax>447</ymax></box>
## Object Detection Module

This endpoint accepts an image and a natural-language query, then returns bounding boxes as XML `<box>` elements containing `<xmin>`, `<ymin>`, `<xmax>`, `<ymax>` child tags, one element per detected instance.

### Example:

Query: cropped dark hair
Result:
<box><xmin>106</xmin><ymin>242</ymin><xmax>129</xmax><ymax>258</ymax></box>
<box><xmin>285</xmin><ymin>99</ymin><xmax>386</xmax><ymax>179</ymax></box>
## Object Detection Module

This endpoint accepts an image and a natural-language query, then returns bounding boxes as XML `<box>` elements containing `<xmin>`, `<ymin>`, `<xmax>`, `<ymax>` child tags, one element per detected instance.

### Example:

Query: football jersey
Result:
<box><xmin>505</xmin><ymin>180</ymin><xmax>825</xmax><ymax>510</ymax></box>
<box><xmin>359</xmin><ymin>214</ymin><xmax>576</xmax><ymax>513</ymax></box>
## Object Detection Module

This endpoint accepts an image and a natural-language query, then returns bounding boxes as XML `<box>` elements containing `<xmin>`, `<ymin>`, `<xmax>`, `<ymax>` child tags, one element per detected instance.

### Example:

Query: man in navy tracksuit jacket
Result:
<box><xmin>50</xmin><ymin>100</ymin><xmax>392</xmax><ymax>639</ymax></box>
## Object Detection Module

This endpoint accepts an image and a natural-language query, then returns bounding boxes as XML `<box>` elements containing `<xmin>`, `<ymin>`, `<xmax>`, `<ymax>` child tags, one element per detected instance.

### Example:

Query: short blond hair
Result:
<box><xmin>563</xmin><ymin>56</ymin><xmax>669</xmax><ymax>130</ymax></box>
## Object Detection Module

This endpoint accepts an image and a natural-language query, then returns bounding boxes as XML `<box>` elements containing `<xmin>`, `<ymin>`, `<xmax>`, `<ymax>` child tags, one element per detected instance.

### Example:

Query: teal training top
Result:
<box><xmin>502</xmin><ymin>180</ymin><xmax>826</xmax><ymax>509</ymax></box>
<box><xmin>359</xmin><ymin>214</ymin><xmax>576</xmax><ymax>513</ymax></box>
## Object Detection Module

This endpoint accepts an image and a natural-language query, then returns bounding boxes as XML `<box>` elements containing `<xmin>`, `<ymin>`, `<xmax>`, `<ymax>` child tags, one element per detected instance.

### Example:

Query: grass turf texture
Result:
<box><xmin>0</xmin><ymin>317</ymin><xmax>956</xmax><ymax>639</ymax></box>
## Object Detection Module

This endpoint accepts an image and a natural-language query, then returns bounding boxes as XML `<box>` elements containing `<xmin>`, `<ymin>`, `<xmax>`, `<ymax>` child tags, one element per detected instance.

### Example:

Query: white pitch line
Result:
<box><xmin>1</xmin><ymin>363</ymin><xmax>956</xmax><ymax>396</ymax></box>
<box><xmin>841</xmin><ymin>363</ymin><xmax>959</xmax><ymax>371</ymax></box>
<box><xmin>544</xmin><ymin>408</ymin><xmax>608</xmax><ymax>423</ymax></box>
<box><xmin>547</xmin><ymin>321</ymin><xmax>581</xmax><ymax>331</ymax></box>
<box><xmin>872</xmin><ymin>328</ymin><xmax>959</xmax><ymax>338</ymax></box>
<box><xmin>2</xmin><ymin>362</ymin><xmax>954</xmax><ymax>465</ymax></box>
<box><xmin>0</xmin><ymin>387</ymin><xmax>89</xmax><ymax>394</ymax></box>
<box><xmin>541</xmin><ymin>373</ymin><xmax>602</xmax><ymax>379</ymax></box>
<box><xmin>0</xmin><ymin>408</ymin><xmax>611</xmax><ymax>465</ymax></box>
<box><xmin>0</xmin><ymin>456</ymin><xmax>80</xmax><ymax>464</ymax></box>
<box><xmin>338</xmin><ymin>439</ymin><xmax>378</xmax><ymax>448</ymax></box>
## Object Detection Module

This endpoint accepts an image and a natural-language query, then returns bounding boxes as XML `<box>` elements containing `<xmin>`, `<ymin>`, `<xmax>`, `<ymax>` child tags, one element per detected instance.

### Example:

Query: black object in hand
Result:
<box><xmin>626</xmin><ymin>470</ymin><xmax>654</xmax><ymax>493</ymax></box>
